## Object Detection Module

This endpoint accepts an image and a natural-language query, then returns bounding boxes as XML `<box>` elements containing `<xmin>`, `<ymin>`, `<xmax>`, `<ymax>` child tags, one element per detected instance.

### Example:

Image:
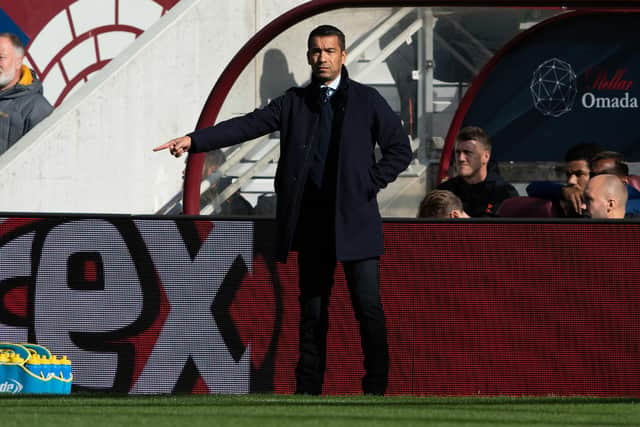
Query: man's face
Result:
<box><xmin>0</xmin><ymin>37</ymin><xmax>21</xmax><ymax>89</ymax></box>
<box><xmin>565</xmin><ymin>160</ymin><xmax>590</xmax><ymax>189</ymax></box>
<box><xmin>181</xmin><ymin>160</ymin><xmax>218</xmax><ymax>181</ymax></box>
<box><xmin>583</xmin><ymin>178</ymin><xmax>609</xmax><ymax>218</ymax></box>
<box><xmin>307</xmin><ymin>35</ymin><xmax>346</xmax><ymax>84</ymax></box>
<box><xmin>454</xmin><ymin>139</ymin><xmax>489</xmax><ymax>180</ymax></box>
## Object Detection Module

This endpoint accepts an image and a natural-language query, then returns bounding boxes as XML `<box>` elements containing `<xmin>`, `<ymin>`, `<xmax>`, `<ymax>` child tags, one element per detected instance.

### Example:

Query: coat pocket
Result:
<box><xmin>366</xmin><ymin>169</ymin><xmax>380</xmax><ymax>200</ymax></box>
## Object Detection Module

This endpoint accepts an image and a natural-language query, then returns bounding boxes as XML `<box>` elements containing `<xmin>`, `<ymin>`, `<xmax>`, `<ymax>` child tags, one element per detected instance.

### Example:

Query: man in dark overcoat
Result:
<box><xmin>155</xmin><ymin>25</ymin><xmax>411</xmax><ymax>395</ymax></box>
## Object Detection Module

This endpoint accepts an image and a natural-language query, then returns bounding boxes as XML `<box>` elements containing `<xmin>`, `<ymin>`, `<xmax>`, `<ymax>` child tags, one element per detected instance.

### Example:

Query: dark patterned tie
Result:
<box><xmin>310</xmin><ymin>86</ymin><xmax>333</xmax><ymax>187</ymax></box>
<box><xmin>320</xmin><ymin>86</ymin><xmax>331</xmax><ymax>104</ymax></box>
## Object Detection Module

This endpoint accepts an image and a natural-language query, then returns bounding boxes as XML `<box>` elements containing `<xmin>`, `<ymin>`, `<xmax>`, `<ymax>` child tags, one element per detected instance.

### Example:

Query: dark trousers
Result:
<box><xmin>295</xmin><ymin>251</ymin><xmax>389</xmax><ymax>395</ymax></box>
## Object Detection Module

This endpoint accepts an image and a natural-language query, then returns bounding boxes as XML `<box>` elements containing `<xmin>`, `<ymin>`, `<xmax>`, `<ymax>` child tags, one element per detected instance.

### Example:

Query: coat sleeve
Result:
<box><xmin>24</xmin><ymin>95</ymin><xmax>53</xmax><ymax>132</ymax></box>
<box><xmin>188</xmin><ymin>96</ymin><xmax>283</xmax><ymax>153</ymax></box>
<box><xmin>369</xmin><ymin>90</ymin><xmax>412</xmax><ymax>191</ymax></box>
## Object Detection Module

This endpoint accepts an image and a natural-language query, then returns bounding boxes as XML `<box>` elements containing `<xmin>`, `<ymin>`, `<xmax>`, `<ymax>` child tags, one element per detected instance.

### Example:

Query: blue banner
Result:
<box><xmin>461</xmin><ymin>12</ymin><xmax>640</xmax><ymax>162</ymax></box>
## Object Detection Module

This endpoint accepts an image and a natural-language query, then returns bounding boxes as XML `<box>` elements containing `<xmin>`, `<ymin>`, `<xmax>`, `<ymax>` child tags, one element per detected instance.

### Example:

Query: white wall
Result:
<box><xmin>0</xmin><ymin>0</ymin><xmax>400</xmax><ymax>214</ymax></box>
<box><xmin>217</xmin><ymin>8</ymin><xmax>393</xmax><ymax>128</ymax></box>
<box><xmin>0</xmin><ymin>0</ymin><xmax>306</xmax><ymax>214</ymax></box>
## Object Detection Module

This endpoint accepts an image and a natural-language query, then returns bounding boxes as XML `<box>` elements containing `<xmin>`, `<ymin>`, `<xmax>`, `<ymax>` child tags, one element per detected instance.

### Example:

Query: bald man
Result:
<box><xmin>583</xmin><ymin>174</ymin><xmax>628</xmax><ymax>219</ymax></box>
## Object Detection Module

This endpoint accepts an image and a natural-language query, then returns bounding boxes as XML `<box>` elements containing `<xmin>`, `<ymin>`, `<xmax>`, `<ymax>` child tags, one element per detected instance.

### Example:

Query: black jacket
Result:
<box><xmin>188</xmin><ymin>67</ymin><xmax>411</xmax><ymax>261</ymax></box>
<box><xmin>437</xmin><ymin>171</ymin><xmax>518</xmax><ymax>217</ymax></box>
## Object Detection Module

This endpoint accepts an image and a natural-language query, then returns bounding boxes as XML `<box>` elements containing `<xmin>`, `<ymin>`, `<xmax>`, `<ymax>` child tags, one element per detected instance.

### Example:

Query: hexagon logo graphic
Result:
<box><xmin>530</xmin><ymin>58</ymin><xmax>577</xmax><ymax>117</ymax></box>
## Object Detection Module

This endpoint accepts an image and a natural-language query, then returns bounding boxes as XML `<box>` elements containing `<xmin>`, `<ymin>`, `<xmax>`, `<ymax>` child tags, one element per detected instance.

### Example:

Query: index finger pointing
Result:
<box><xmin>152</xmin><ymin>141</ymin><xmax>174</xmax><ymax>152</ymax></box>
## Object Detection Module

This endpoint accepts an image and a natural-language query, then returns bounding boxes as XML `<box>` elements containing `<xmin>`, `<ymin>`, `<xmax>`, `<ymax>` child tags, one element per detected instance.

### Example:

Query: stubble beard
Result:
<box><xmin>0</xmin><ymin>67</ymin><xmax>17</xmax><ymax>89</ymax></box>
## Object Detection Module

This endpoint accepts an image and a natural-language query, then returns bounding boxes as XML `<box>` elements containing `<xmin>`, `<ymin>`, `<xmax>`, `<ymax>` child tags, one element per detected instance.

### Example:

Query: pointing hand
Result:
<box><xmin>153</xmin><ymin>136</ymin><xmax>192</xmax><ymax>157</ymax></box>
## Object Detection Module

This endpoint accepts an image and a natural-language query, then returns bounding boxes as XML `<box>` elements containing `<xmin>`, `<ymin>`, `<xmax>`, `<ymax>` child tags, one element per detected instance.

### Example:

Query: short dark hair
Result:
<box><xmin>590</xmin><ymin>151</ymin><xmax>629</xmax><ymax>178</ymax></box>
<box><xmin>456</xmin><ymin>126</ymin><xmax>491</xmax><ymax>151</ymax></box>
<box><xmin>591</xmin><ymin>150</ymin><xmax>624</xmax><ymax>163</ymax></box>
<box><xmin>564</xmin><ymin>143</ymin><xmax>603</xmax><ymax>163</ymax></box>
<box><xmin>0</xmin><ymin>32</ymin><xmax>24</xmax><ymax>56</ymax></box>
<box><xmin>203</xmin><ymin>149</ymin><xmax>226</xmax><ymax>171</ymax></box>
<box><xmin>418</xmin><ymin>190</ymin><xmax>464</xmax><ymax>218</ymax></box>
<box><xmin>308</xmin><ymin>25</ymin><xmax>345</xmax><ymax>51</ymax></box>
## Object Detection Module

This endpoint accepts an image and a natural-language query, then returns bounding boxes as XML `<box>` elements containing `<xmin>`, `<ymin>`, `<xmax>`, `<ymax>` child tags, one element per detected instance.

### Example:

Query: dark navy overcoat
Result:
<box><xmin>188</xmin><ymin>67</ymin><xmax>411</xmax><ymax>262</ymax></box>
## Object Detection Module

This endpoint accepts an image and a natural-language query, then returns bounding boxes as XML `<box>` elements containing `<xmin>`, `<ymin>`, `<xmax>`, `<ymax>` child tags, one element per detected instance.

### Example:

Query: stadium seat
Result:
<box><xmin>627</xmin><ymin>175</ymin><xmax>640</xmax><ymax>192</ymax></box>
<box><xmin>497</xmin><ymin>196</ymin><xmax>560</xmax><ymax>218</ymax></box>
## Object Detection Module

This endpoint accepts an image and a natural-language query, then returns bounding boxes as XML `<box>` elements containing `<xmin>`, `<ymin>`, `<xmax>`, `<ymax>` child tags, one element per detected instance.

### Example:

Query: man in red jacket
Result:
<box><xmin>155</xmin><ymin>25</ymin><xmax>411</xmax><ymax>395</ymax></box>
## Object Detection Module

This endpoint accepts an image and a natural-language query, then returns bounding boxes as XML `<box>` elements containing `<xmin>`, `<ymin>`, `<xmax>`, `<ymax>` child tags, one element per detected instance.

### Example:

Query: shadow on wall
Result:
<box><xmin>260</xmin><ymin>48</ymin><xmax>298</xmax><ymax>107</ymax></box>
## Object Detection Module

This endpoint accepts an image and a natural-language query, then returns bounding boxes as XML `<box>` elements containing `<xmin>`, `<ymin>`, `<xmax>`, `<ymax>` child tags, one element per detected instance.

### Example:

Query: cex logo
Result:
<box><xmin>0</xmin><ymin>379</ymin><xmax>24</xmax><ymax>393</ymax></box>
<box><xmin>0</xmin><ymin>217</ymin><xmax>280</xmax><ymax>394</ymax></box>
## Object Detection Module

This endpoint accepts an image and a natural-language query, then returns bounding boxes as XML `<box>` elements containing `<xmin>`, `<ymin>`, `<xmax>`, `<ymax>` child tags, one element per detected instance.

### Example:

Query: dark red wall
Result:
<box><xmin>1</xmin><ymin>216</ymin><xmax>639</xmax><ymax>396</ymax></box>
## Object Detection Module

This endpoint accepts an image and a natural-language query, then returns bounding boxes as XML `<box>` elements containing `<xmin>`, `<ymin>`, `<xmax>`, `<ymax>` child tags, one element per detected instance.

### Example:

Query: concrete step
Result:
<box><xmin>244</xmin><ymin>139</ymin><xmax>279</xmax><ymax>161</ymax></box>
<box><xmin>227</xmin><ymin>162</ymin><xmax>277</xmax><ymax>178</ymax></box>
<box><xmin>223</xmin><ymin>136</ymin><xmax>427</xmax><ymax>215</ymax></box>
<box><xmin>377</xmin><ymin>173</ymin><xmax>426</xmax><ymax>218</ymax></box>
<box><xmin>235</xmin><ymin>177</ymin><xmax>274</xmax><ymax>193</ymax></box>
<box><xmin>230</xmin><ymin>162</ymin><xmax>421</xmax><ymax>179</ymax></box>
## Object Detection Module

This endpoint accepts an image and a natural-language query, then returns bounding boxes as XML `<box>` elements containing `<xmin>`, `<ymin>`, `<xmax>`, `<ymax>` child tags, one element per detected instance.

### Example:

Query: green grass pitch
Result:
<box><xmin>1</xmin><ymin>394</ymin><xmax>639</xmax><ymax>427</ymax></box>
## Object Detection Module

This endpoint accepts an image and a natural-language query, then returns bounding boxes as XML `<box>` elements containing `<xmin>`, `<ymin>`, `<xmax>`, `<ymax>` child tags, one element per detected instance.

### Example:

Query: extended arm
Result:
<box><xmin>154</xmin><ymin>96</ymin><xmax>282</xmax><ymax>156</ymax></box>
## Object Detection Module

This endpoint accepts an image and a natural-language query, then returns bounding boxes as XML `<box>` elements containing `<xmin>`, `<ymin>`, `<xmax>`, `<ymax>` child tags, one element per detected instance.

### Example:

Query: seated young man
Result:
<box><xmin>527</xmin><ymin>146</ymin><xmax>640</xmax><ymax>216</ymax></box>
<box><xmin>437</xmin><ymin>126</ymin><xmax>518</xmax><ymax>217</ymax></box>
<box><xmin>200</xmin><ymin>149</ymin><xmax>254</xmax><ymax>216</ymax></box>
<box><xmin>527</xmin><ymin>143</ymin><xmax>602</xmax><ymax>217</ymax></box>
